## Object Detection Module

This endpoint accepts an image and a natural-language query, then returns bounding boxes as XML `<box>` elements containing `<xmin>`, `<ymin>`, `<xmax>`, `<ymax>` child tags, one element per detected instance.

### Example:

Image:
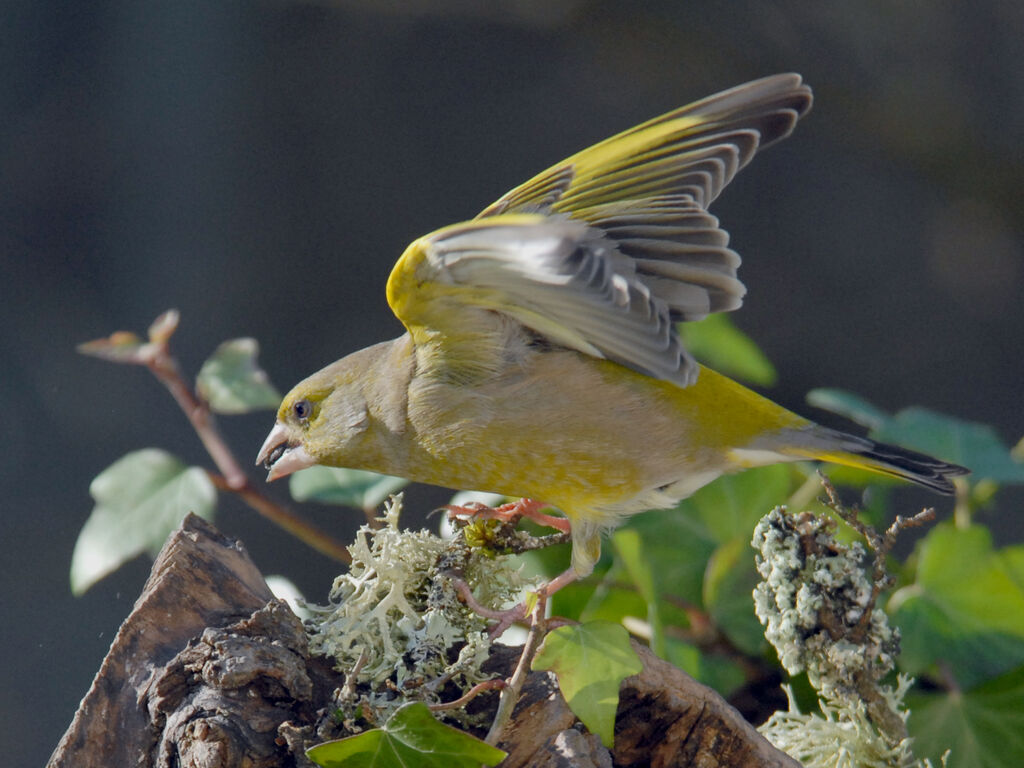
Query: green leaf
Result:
<box><xmin>703</xmin><ymin>537</ymin><xmax>764</xmax><ymax>656</ymax></box>
<box><xmin>622</xmin><ymin>506</ymin><xmax>717</xmax><ymax>607</ymax></box>
<box><xmin>306</xmin><ymin>702</ymin><xmax>506</xmax><ymax>768</ymax></box>
<box><xmin>687</xmin><ymin>464</ymin><xmax>794</xmax><ymax>546</ymax></box>
<box><xmin>806</xmin><ymin>387</ymin><xmax>890</xmax><ymax>430</ymax></box>
<box><xmin>71</xmin><ymin>449</ymin><xmax>216</xmax><ymax>594</ymax></box>
<box><xmin>664</xmin><ymin>638</ymin><xmax>701</xmax><ymax>678</ymax></box>
<box><xmin>907</xmin><ymin>665</ymin><xmax>1024</xmax><ymax>768</ymax></box>
<box><xmin>1000</xmin><ymin>545</ymin><xmax>1024</xmax><ymax>593</ymax></box>
<box><xmin>532</xmin><ymin>621</ymin><xmax>643</xmax><ymax>747</ymax></box>
<box><xmin>76</xmin><ymin>330</ymin><xmax>146</xmax><ymax>362</ymax></box>
<box><xmin>611</xmin><ymin>529</ymin><xmax>664</xmax><ymax>656</ymax></box>
<box><xmin>663</xmin><ymin>638</ymin><xmax>747</xmax><ymax>696</ymax></box>
<box><xmin>874</xmin><ymin>408</ymin><xmax>1024</xmax><ymax>484</ymax></box>
<box><xmin>680</xmin><ymin>313</ymin><xmax>777</xmax><ymax>386</ymax></box>
<box><xmin>196</xmin><ymin>337</ymin><xmax>281</xmax><ymax>413</ymax></box>
<box><xmin>289</xmin><ymin>466</ymin><xmax>409</xmax><ymax>509</ymax></box>
<box><xmin>889</xmin><ymin>523</ymin><xmax>1024</xmax><ymax>688</ymax></box>
<box><xmin>807</xmin><ymin>388</ymin><xmax>1024</xmax><ymax>485</ymax></box>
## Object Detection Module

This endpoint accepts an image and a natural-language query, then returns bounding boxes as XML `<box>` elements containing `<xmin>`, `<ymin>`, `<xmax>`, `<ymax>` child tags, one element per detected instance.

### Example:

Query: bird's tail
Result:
<box><xmin>781</xmin><ymin>426</ymin><xmax>969</xmax><ymax>495</ymax></box>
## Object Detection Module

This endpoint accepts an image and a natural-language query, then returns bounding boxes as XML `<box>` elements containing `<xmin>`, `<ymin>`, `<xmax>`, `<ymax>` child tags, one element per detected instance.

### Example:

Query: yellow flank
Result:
<box><xmin>399</xmin><ymin>356</ymin><xmax>810</xmax><ymax>514</ymax></box>
<box><xmin>259</xmin><ymin>74</ymin><xmax>967</xmax><ymax>579</ymax></box>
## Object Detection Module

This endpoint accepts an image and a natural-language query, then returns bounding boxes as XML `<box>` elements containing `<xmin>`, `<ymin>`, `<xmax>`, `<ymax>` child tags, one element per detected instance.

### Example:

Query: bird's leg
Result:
<box><xmin>444</xmin><ymin>497</ymin><xmax>571</xmax><ymax>533</ymax></box>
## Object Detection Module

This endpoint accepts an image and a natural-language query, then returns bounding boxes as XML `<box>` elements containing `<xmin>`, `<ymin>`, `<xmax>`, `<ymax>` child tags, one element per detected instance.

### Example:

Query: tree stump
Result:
<box><xmin>48</xmin><ymin>514</ymin><xmax>798</xmax><ymax>768</ymax></box>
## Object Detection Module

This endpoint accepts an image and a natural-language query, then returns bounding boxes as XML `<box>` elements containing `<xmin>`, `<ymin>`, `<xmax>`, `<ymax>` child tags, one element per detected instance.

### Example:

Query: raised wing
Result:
<box><xmin>392</xmin><ymin>216</ymin><xmax>701</xmax><ymax>384</ymax></box>
<box><xmin>387</xmin><ymin>74</ymin><xmax>812</xmax><ymax>387</ymax></box>
<box><xmin>479</xmin><ymin>73</ymin><xmax>812</xmax><ymax>217</ymax></box>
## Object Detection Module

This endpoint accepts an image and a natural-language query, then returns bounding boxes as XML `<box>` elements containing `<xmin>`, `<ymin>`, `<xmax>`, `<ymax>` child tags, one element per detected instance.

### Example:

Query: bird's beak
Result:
<box><xmin>256</xmin><ymin>421</ymin><xmax>315</xmax><ymax>482</ymax></box>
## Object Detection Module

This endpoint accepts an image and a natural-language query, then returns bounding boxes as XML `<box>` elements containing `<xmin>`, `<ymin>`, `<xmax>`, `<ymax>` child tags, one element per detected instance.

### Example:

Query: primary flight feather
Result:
<box><xmin>258</xmin><ymin>74</ymin><xmax>967</xmax><ymax>577</ymax></box>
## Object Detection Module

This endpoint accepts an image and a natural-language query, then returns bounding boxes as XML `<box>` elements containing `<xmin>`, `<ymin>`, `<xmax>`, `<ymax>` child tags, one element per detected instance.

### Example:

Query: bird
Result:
<box><xmin>257</xmin><ymin>73</ymin><xmax>968</xmax><ymax>587</ymax></box>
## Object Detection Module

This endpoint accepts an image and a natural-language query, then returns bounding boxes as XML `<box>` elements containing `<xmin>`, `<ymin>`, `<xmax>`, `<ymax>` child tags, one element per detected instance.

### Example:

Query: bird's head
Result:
<box><xmin>256</xmin><ymin>357</ymin><xmax>370</xmax><ymax>482</ymax></box>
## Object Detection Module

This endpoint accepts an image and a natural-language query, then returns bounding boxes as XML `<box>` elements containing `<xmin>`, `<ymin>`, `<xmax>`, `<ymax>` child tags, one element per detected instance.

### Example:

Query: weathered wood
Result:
<box><xmin>49</xmin><ymin>513</ymin><xmax>798</xmax><ymax>767</ymax></box>
<box><xmin>48</xmin><ymin>514</ymin><xmax>276</xmax><ymax>767</ymax></box>
<box><xmin>614</xmin><ymin>644</ymin><xmax>800</xmax><ymax>768</ymax></box>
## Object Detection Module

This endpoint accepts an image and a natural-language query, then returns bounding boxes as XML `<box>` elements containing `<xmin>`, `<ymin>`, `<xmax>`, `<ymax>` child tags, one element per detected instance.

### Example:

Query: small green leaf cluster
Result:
<box><xmin>74</xmin><ymin>319</ymin><xmax>281</xmax><ymax>594</ymax></box>
<box><xmin>305</xmin><ymin>495</ymin><xmax>527</xmax><ymax>721</ymax></box>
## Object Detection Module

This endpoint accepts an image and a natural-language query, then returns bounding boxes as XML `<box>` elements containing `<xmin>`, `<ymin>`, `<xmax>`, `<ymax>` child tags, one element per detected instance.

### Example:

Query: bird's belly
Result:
<box><xmin>403</xmin><ymin>353</ymin><xmax>732</xmax><ymax>516</ymax></box>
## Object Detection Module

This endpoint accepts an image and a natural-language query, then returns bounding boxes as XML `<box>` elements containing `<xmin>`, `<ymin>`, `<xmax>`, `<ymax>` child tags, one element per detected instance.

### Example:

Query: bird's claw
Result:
<box><xmin>444</xmin><ymin>498</ymin><xmax>571</xmax><ymax>533</ymax></box>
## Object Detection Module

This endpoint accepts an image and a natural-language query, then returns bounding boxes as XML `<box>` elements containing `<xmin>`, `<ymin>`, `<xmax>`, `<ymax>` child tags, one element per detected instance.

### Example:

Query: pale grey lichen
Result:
<box><xmin>758</xmin><ymin>682</ymin><xmax>947</xmax><ymax>768</ymax></box>
<box><xmin>752</xmin><ymin>507</ymin><xmax>898</xmax><ymax>702</ymax></box>
<box><xmin>304</xmin><ymin>494</ymin><xmax>529</xmax><ymax>723</ymax></box>
<box><xmin>752</xmin><ymin>506</ymin><xmax>943</xmax><ymax>768</ymax></box>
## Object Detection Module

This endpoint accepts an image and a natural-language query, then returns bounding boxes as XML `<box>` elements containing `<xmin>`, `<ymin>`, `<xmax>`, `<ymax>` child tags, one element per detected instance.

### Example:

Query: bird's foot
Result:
<box><xmin>444</xmin><ymin>497</ymin><xmax>570</xmax><ymax>533</ymax></box>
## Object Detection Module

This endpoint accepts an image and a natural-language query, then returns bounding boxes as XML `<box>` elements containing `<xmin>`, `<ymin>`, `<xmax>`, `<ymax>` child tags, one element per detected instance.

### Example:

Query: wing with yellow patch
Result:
<box><xmin>477</xmin><ymin>73</ymin><xmax>812</xmax><ymax>217</ymax></box>
<box><xmin>385</xmin><ymin>74</ymin><xmax>813</xmax><ymax>387</ymax></box>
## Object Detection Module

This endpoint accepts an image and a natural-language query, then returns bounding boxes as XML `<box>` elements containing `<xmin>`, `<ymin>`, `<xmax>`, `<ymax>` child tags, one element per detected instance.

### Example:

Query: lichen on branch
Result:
<box><xmin>305</xmin><ymin>495</ymin><xmax>532</xmax><ymax>724</ymax></box>
<box><xmin>751</xmin><ymin>491</ymin><xmax>946</xmax><ymax>768</ymax></box>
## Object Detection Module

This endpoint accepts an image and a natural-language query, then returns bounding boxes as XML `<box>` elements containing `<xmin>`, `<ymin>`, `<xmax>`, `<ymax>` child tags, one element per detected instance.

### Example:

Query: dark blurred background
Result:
<box><xmin>3</xmin><ymin>1</ymin><xmax>1022</xmax><ymax>763</ymax></box>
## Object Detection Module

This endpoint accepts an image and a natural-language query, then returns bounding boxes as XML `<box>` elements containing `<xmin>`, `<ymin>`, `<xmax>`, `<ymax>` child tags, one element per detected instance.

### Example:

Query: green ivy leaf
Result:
<box><xmin>889</xmin><ymin>524</ymin><xmax>1024</xmax><ymax>688</ymax></box>
<box><xmin>680</xmin><ymin>313</ymin><xmax>777</xmax><ymax>386</ymax></box>
<box><xmin>704</xmin><ymin>537</ymin><xmax>765</xmax><ymax>656</ymax></box>
<box><xmin>289</xmin><ymin>466</ymin><xmax>409</xmax><ymax>509</ymax></box>
<box><xmin>907</xmin><ymin>665</ymin><xmax>1024</xmax><ymax>768</ymax></box>
<box><xmin>574</xmin><ymin>579</ymin><xmax>648</xmax><ymax>628</ymax></box>
<box><xmin>532</xmin><ymin>621</ymin><xmax>643</xmax><ymax>747</ymax></box>
<box><xmin>874</xmin><ymin>408</ymin><xmax>1024</xmax><ymax>484</ymax></box>
<box><xmin>612</xmin><ymin>528</ymin><xmax>664</xmax><ymax>656</ymax></box>
<box><xmin>807</xmin><ymin>388</ymin><xmax>1024</xmax><ymax>484</ymax></box>
<box><xmin>621</xmin><ymin>506</ymin><xmax>717</xmax><ymax>608</ymax></box>
<box><xmin>76</xmin><ymin>330</ymin><xmax>146</xmax><ymax>363</ymax></box>
<box><xmin>686</xmin><ymin>464</ymin><xmax>793</xmax><ymax>546</ymax></box>
<box><xmin>196</xmin><ymin>338</ymin><xmax>281</xmax><ymax>413</ymax></box>
<box><xmin>71</xmin><ymin>449</ymin><xmax>216</xmax><ymax>594</ymax></box>
<box><xmin>806</xmin><ymin>388</ymin><xmax>890</xmax><ymax>430</ymax></box>
<box><xmin>306</xmin><ymin>702</ymin><xmax>506</xmax><ymax>768</ymax></box>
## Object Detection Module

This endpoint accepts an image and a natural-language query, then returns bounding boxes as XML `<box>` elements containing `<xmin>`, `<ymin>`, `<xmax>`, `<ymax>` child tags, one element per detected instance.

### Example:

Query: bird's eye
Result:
<box><xmin>293</xmin><ymin>399</ymin><xmax>313</xmax><ymax>421</ymax></box>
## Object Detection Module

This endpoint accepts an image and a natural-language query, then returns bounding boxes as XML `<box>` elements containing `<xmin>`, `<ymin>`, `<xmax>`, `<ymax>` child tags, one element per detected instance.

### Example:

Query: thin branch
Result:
<box><xmin>485</xmin><ymin>593</ymin><xmax>549</xmax><ymax>746</ymax></box>
<box><xmin>139</xmin><ymin>348</ymin><xmax>244</xmax><ymax>490</ymax></box>
<box><xmin>817</xmin><ymin>472</ymin><xmax>934</xmax><ymax>642</ymax></box>
<box><xmin>208</xmin><ymin>474</ymin><xmax>350</xmax><ymax>563</ymax></box>
<box><xmin>82</xmin><ymin>312</ymin><xmax>350</xmax><ymax>563</ymax></box>
<box><xmin>813</xmin><ymin>472</ymin><xmax>941</xmax><ymax>745</ymax></box>
<box><xmin>448</xmin><ymin>575</ymin><xmax>522</xmax><ymax>622</ymax></box>
<box><xmin>428</xmin><ymin>679</ymin><xmax>507</xmax><ymax>712</ymax></box>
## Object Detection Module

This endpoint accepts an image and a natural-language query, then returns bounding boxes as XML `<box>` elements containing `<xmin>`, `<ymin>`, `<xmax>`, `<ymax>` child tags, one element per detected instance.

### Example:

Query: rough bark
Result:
<box><xmin>48</xmin><ymin>514</ymin><xmax>798</xmax><ymax>768</ymax></box>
